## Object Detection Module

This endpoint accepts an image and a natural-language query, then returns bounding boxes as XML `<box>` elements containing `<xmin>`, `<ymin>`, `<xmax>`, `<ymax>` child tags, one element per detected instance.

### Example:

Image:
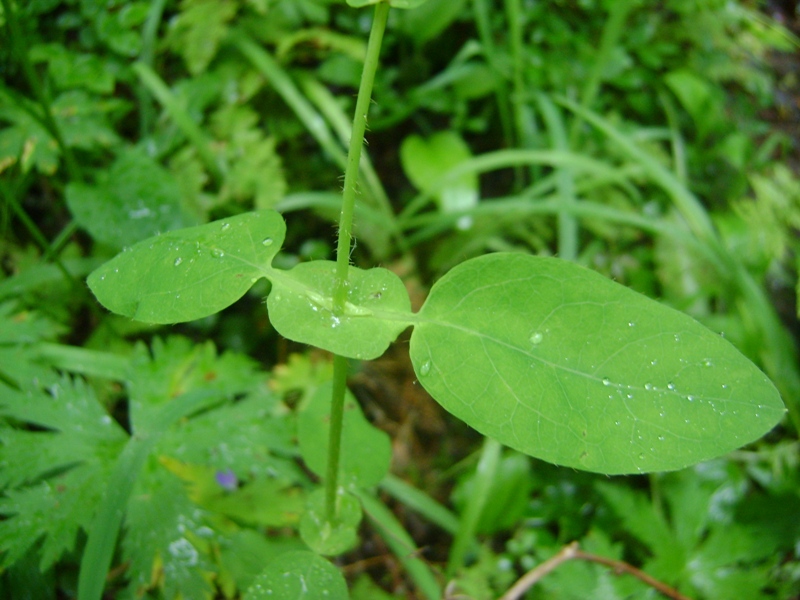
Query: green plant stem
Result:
<box><xmin>323</xmin><ymin>1</ymin><xmax>390</xmax><ymax>522</ymax></box>
<box><xmin>332</xmin><ymin>1</ymin><xmax>389</xmax><ymax>314</ymax></box>
<box><xmin>137</xmin><ymin>0</ymin><xmax>169</xmax><ymax>139</ymax></box>
<box><xmin>446</xmin><ymin>437</ymin><xmax>501</xmax><ymax>577</ymax></box>
<box><xmin>325</xmin><ymin>354</ymin><xmax>349</xmax><ymax>520</ymax></box>
<box><xmin>133</xmin><ymin>62</ymin><xmax>224</xmax><ymax>186</ymax></box>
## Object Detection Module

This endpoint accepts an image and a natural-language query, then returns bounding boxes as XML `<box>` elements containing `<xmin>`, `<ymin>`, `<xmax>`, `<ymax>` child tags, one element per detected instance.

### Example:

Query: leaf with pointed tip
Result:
<box><xmin>87</xmin><ymin>211</ymin><xmax>285</xmax><ymax>324</ymax></box>
<box><xmin>409</xmin><ymin>253</ymin><xmax>785</xmax><ymax>475</ymax></box>
<box><xmin>267</xmin><ymin>261</ymin><xmax>412</xmax><ymax>360</ymax></box>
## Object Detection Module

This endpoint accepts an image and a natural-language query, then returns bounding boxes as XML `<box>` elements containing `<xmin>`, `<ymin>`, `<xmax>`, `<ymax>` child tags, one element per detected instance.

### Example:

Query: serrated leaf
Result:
<box><xmin>245</xmin><ymin>550</ymin><xmax>348</xmax><ymax>600</ymax></box>
<box><xmin>123</xmin><ymin>473</ymin><xmax>216</xmax><ymax>599</ymax></box>
<box><xmin>409</xmin><ymin>253</ymin><xmax>785</xmax><ymax>474</ymax></box>
<box><xmin>66</xmin><ymin>148</ymin><xmax>196</xmax><ymax>248</ymax></box>
<box><xmin>298</xmin><ymin>381</ymin><xmax>391</xmax><ymax>489</ymax></box>
<box><xmin>88</xmin><ymin>211</ymin><xmax>285</xmax><ymax>324</ymax></box>
<box><xmin>0</xmin><ymin>378</ymin><xmax>126</xmax><ymax>570</ymax></box>
<box><xmin>267</xmin><ymin>260</ymin><xmax>412</xmax><ymax>360</ymax></box>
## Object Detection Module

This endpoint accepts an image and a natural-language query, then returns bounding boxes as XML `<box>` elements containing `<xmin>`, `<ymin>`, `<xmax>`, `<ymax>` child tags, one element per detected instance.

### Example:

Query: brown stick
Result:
<box><xmin>498</xmin><ymin>540</ymin><xmax>693</xmax><ymax>600</ymax></box>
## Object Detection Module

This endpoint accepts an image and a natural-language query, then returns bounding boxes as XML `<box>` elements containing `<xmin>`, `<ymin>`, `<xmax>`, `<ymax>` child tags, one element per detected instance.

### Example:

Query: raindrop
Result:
<box><xmin>221</xmin><ymin>222</ymin><xmax>231</xmax><ymax>231</ymax></box>
<box><xmin>721</xmin><ymin>384</ymin><xmax>728</xmax><ymax>389</ymax></box>
<box><xmin>644</xmin><ymin>383</ymin><xmax>653</xmax><ymax>391</ymax></box>
<box><xmin>628</xmin><ymin>321</ymin><xmax>635</xmax><ymax>327</ymax></box>
<box><xmin>687</xmin><ymin>395</ymin><xmax>695</xmax><ymax>402</ymax></box>
<box><xmin>100</xmin><ymin>275</ymin><xmax>106</xmax><ymax>281</ymax></box>
<box><xmin>614</xmin><ymin>420</ymin><xmax>621</xmax><ymax>426</ymax></box>
<box><xmin>638</xmin><ymin>453</ymin><xmax>646</xmax><ymax>460</ymax></box>
<box><xmin>626</xmin><ymin>393</ymin><xmax>634</xmax><ymax>399</ymax></box>
<box><xmin>420</xmin><ymin>360</ymin><xmax>431</xmax><ymax>376</ymax></box>
<box><xmin>667</xmin><ymin>382</ymin><xmax>676</xmax><ymax>391</ymax></box>
<box><xmin>174</xmin><ymin>257</ymin><xmax>183</xmax><ymax>266</ymax></box>
<box><xmin>602</xmin><ymin>377</ymin><xmax>611</xmax><ymax>387</ymax></box>
<box><xmin>529</xmin><ymin>331</ymin><xmax>544</xmax><ymax>345</ymax></box>
<box><xmin>212</xmin><ymin>248</ymin><xmax>225</xmax><ymax>258</ymax></box>
<box><xmin>262</xmin><ymin>237</ymin><xmax>274</xmax><ymax>246</ymax></box>
<box><xmin>703</xmin><ymin>359</ymin><xmax>713</xmax><ymax>367</ymax></box>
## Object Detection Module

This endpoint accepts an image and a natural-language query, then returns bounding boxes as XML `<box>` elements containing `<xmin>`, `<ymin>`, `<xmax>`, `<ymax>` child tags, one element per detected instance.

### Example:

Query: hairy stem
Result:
<box><xmin>325</xmin><ymin>1</ymin><xmax>390</xmax><ymax>521</ymax></box>
<box><xmin>332</xmin><ymin>1</ymin><xmax>390</xmax><ymax>313</ymax></box>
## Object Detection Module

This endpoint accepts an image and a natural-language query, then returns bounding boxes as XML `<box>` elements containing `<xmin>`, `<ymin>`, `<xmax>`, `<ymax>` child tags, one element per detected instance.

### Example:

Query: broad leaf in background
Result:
<box><xmin>298</xmin><ymin>381</ymin><xmax>392</xmax><ymax>489</ymax></box>
<box><xmin>66</xmin><ymin>148</ymin><xmax>197</xmax><ymax>248</ymax></box>
<box><xmin>267</xmin><ymin>261</ymin><xmax>412</xmax><ymax>360</ymax></box>
<box><xmin>409</xmin><ymin>253</ymin><xmax>785</xmax><ymax>474</ymax></box>
<box><xmin>400</xmin><ymin>130</ymin><xmax>478</xmax><ymax>228</ymax></box>
<box><xmin>245</xmin><ymin>550</ymin><xmax>348</xmax><ymax>600</ymax></box>
<box><xmin>88</xmin><ymin>210</ymin><xmax>284</xmax><ymax>323</ymax></box>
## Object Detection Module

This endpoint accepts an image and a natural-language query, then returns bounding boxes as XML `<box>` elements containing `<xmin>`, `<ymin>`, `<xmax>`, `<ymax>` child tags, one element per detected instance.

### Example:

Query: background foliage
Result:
<box><xmin>1</xmin><ymin>0</ymin><xmax>800</xmax><ymax>598</ymax></box>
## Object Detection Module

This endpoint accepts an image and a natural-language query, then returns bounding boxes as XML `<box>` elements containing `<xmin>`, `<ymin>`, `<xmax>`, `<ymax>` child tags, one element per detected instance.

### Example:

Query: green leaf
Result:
<box><xmin>267</xmin><ymin>261</ymin><xmax>412</xmax><ymax>360</ymax></box>
<box><xmin>298</xmin><ymin>381</ymin><xmax>392</xmax><ymax>489</ymax></box>
<box><xmin>88</xmin><ymin>211</ymin><xmax>285</xmax><ymax>324</ymax></box>
<box><xmin>65</xmin><ymin>148</ymin><xmax>196</xmax><ymax>249</ymax></box>
<box><xmin>245</xmin><ymin>550</ymin><xmax>348</xmax><ymax>600</ymax></box>
<box><xmin>409</xmin><ymin>253</ymin><xmax>785</xmax><ymax>474</ymax></box>
<box><xmin>299</xmin><ymin>488</ymin><xmax>362</xmax><ymax>556</ymax></box>
<box><xmin>347</xmin><ymin>0</ymin><xmax>430</xmax><ymax>8</ymax></box>
<box><xmin>0</xmin><ymin>377</ymin><xmax>126</xmax><ymax>570</ymax></box>
<box><xmin>400</xmin><ymin>130</ymin><xmax>478</xmax><ymax>224</ymax></box>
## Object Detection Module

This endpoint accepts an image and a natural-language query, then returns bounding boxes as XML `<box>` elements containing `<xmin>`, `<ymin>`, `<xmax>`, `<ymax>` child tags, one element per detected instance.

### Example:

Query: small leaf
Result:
<box><xmin>88</xmin><ymin>211</ymin><xmax>285</xmax><ymax>324</ymax></box>
<box><xmin>298</xmin><ymin>381</ymin><xmax>392</xmax><ymax>489</ymax></box>
<box><xmin>267</xmin><ymin>261</ymin><xmax>412</xmax><ymax>360</ymax></box>
<box><xmin>409</xmin><ymin>253</ymin><xmax>785</xmax><ymax>474</ymax></box>
<box><xmin>245</xmin><ymin>550</ymin><xmax>348</xmax><ymax>600</ymax></box>
<box><xmin>299</xmin><ymin>488</ymin><xmax>362</xmax><ymax>556</ymax></box>
<box><xmin>400</xmin><ymin>130</ymin><xmax>478</xmax><ymax>226</ymax></box>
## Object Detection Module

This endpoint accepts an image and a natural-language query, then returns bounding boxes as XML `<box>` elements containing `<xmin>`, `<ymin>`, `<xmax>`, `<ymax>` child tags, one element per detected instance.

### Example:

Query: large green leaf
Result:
<box><xmin>267</xmin><ymin>261</ymin><xmax>412</xmax><ymax>360</ymax></box>
<box><xmin>298</xmin><ymin>381</ymin><xmax>391</xmax><ymax>489</ymax></box>
<box><xmin>409</xmin><ymin>253</ymin><xmax>785</xmax><ymax>474</ymax></box>
<box><xmin>88</xmin><ymin>211</ymin><xmax>284</xmax><ymax>324</ymax></box>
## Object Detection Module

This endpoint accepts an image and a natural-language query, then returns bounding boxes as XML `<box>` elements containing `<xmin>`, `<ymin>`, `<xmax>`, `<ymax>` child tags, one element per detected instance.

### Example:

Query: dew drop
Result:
<box><xmin>687</xmin><ymin>395</ymin><xmax>695</xmax><ymax>402</ymax></box>
<box><xmin>602</xmin><ymin>377</ymin><xmax>611</xmax><ymax>387</ymax></box>
<box><xmin>638</xmin><ymin>453</ymin><xmax>646</xmax><ymax>460</ymax></box>
<box><xmin>174</xmin><ymin>257</ymin><xmax>183</xmax><ymax>266</ymax></box>
<box><xmin>628</xmin><ymin>321</ymin><xmax>635</xmax><ymax>327</ymax></box>
<box><xmin>212</xmin><ymin>248</ymin><xmax>225</xmax><ymax>258</ymax></box>
<box><xmin>262</xmin><ymin>237</ymin><xmax>274</xmax><ymax>246</ymax></box>
<box><xmin>221</xmin><ymin>222</ymin><xmax>231</xmax><ymax>231</ymax></box>
<box><xmin>667</xmin><ymin>382</ymin><xmax>676</xmax><ymax>391</ymax></box>
<box><xmin>614</xmin><ymin>420</ymin><xmax>621</xmax><ymax>426</ymax></box>
<box><xmin>703</xmin><ymin>359</ymin><xmax>713</xmax><ymax>367</ymax></box>
<box><xmin>529</xmin><ymin>331</ymin><xmax>544</xmax><ymax>345</ymax></box>
<box><xmin>644</xmin><ymin>383</ymin><xmax>653</xmax><ymax>391</ymax></box>
<box><xmin>419</xmin><ymin>360</ymin><xmax>431</xmax><ymax>376</ymax></box>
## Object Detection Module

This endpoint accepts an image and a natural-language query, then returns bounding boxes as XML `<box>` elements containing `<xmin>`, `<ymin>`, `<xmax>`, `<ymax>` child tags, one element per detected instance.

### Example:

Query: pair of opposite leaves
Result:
<box><xmin>88</xmin><ymin>210</ymin><xmax>785</xmax><ymax>475</ymax></box>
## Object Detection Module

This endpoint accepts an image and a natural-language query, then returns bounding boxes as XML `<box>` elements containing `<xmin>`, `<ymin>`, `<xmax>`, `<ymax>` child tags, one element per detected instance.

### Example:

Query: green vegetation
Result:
<box><xmin>2</xmin><ymin>0</ymin><xmax>799</xmax><ymax>598</ymax></box>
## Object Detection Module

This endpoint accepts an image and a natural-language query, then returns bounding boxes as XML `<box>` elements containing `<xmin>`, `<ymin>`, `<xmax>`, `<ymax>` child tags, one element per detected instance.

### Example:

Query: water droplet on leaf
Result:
<box><xmin>212</xmin><ymin>248</ymin><xmax>225</xmax><ymax>258</ymax></box>
<box><xmin>221</xmin><ymin>222</ymin><xmax>231</xmax><ymax>231</ymax></box>
<box><xmin>262</xmin><ymin>237</ymin><xmax>274</xmax><ymax>246</ymax></box>
<box><xmin>420</xmin><ymin>360</ymin><xmax>431</xmax><ymax>376</ymax></box>
<box><xmin>529</xmin><ymin>332</ymin><xmax>543</xmax><ymax>345</ymax></box>
<box><xmin>174</xmin><ymin>257</ymin><xmax>182</xmax><ymax>266</ymax></box>
<box><xmin>602</xmin><ymin>377</ymin><xmax>611</xmax><ymax>387</ymax></box>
